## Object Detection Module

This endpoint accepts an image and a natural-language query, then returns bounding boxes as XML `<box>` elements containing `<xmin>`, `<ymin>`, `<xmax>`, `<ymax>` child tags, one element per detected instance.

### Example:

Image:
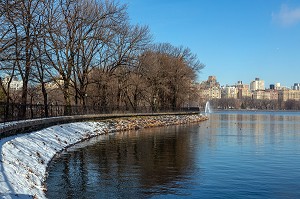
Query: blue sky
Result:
<box><xmin>120</xmin><ymin>0</ymin><xmax>300</xmax><ymax>88</ymax></box>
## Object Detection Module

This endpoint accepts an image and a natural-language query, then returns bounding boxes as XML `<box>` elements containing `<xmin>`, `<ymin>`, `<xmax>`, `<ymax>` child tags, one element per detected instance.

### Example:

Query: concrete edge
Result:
<box><xmin>0</xmin><ymin>112</ymin><xmax>200</xmax><ymax>138</ymax></box>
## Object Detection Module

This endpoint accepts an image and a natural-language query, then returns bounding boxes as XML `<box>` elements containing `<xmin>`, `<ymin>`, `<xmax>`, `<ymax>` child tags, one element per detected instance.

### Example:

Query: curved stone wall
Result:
<box><xmin>0</xmin><ymin>114</ymin><xmax>207</xmax><ymax>198</ymax></box>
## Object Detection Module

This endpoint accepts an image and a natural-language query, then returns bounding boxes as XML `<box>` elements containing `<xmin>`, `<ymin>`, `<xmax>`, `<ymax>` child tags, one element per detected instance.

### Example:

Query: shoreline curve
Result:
<box><xmin>0</xmin><ymin>114</ymin><xmax>208</xmax><ymax>199</ymax></box>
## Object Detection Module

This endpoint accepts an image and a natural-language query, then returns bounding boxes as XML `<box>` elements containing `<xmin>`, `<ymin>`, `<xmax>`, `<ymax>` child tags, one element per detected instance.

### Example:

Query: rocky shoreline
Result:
<box><xmin>0</xmin><ymin>114</ymin><xmax>208</xmax><ymax>198</ymax></box>
<box><xmin>104</xmin><ymin>114</ymin><xmax>208</xmax><ymax>132</ymax></box>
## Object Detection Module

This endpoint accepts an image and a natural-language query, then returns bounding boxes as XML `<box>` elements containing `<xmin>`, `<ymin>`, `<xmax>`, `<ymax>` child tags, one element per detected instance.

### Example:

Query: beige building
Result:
<box><xmin>236</xmin><ymin>81</ymin><xmax>251</xmax><ymax>99</ymax></box>
<box><xmin>221</xmin><ymin>86</ymin><xmax>238</xmax><ymax>98</ymax></box>
<box><xmin>278</xmin><ymin>90</ymin><xmax>300</xmax><ymax>102</ymax></box>
<box><xmin>267</xmin><ymin>89</ymin><xmax>279</xmax><ymax>100</ymax></box>
<box><xmin>205</xmin><ymin>76</ymin><xmax>220</xmax><ymax>88</ymax></box>
<box><xmin>252</xmin><ymin>89</ymin><xmax>278</xmax><ymax>100</ymax></box>
<box><xmin>238</xmin><ymin>88</ymin><xmax>252</xmax><ymax>99</ymax></box>
<box><xmin>200</xmin><ymin>86</ymin><xmax>221</xmax><ymax>100</ymax></box>
<box><xmin>250</xmin><ymin>78</ymin><xmax>264</xmax><ymax>91</ymax></box>
<box><xmin>199</xmin><ymin>76</ymin><xmax>221</xmax><ymax>100</ymax></box>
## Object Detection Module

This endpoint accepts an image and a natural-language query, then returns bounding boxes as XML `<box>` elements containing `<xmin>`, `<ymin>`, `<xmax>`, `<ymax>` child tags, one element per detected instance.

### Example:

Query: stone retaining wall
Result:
<box><xmin>0</xmin><ymin>112</ymin><xmax>200</xmax><ymax>138</ymax></box>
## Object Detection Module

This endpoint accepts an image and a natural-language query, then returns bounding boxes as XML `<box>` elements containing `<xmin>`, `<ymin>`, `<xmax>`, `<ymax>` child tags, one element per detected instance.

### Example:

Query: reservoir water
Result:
<box><xmin>46</xmin><ymin>111</ymin><xmax>300</xmax><ymax>198</ymax></box>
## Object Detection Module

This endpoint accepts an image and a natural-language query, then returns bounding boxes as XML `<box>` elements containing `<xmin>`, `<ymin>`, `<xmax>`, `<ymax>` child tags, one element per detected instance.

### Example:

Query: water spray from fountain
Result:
<box><xmin>205</xmin><ymin>101</ymin><xmax>212</xmax><ymax>114</ymax></box>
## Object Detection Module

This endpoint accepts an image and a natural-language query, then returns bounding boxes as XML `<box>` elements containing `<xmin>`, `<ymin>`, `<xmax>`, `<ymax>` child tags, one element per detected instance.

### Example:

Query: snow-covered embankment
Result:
<box><xmin>0</xmin><ymin>114</ymin><xmax>207</xmax><ymax>198</ymax></box>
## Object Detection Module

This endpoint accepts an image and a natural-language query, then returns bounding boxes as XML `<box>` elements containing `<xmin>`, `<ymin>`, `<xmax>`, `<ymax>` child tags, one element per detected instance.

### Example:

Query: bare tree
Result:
<box><xmin>0</xmin><ymin>0</ymin><xmax>45</xmax><ymax>118</ymax></box>
<box><xmin>123</xmin><ymin>71</ymin><xmax>148</xmax><ymax>111</ymax></box>
<box><xmin>43</xmin><ymin>0</ymin><xmax>135</xmax><ymax>115</ymax></box>
<box><xmin>0</xmin><ymin>1</ymin><xmax>20</xmax><ymax>112</ymax></box>
<box><xmin>138</xmin><ymin>43</ymin><xmax>204</xmax><ymax>111</ymax></box>
<box><xmin>71</xmin><ymin>0</ymin><xmax>128</xmax><ymax>107</ymax></box>
<box><xmin>0</xmin><ymin>1</ymin><xmax>19</xmax><ymax>61</ymax></box>
<box><xmin>1</xmin><ymin>0</ymin><xmax>203</xmax><ymax>119</ymax></box>
<box><xmin>90</xmin><ymin>21</ymin><xmax>151</xmax><ymax>111</ymax></box>
<box><xmin>42</xmin><ymin>0</ymin><xmax>79</xmax><ymax>115</ymax></box>
<box><xmin>31</xmin><ymin>42</ymin><xmax>52</xmax><ymax>117</ymax></box>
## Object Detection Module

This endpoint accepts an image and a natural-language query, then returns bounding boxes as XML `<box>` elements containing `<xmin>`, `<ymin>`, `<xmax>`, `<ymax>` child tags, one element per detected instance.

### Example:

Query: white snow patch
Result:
<box><xmin>0</xmin><ymin>121</ymin><xmax>110</xmax><ymax>198</ymax></box>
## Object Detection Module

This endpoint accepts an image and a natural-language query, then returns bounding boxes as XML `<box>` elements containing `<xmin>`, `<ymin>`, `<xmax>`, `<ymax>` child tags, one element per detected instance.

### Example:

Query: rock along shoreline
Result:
<box><xmin>0</xmin><ymin>114</ymin><xmax>208</xmax><ymax>199</ymax></box>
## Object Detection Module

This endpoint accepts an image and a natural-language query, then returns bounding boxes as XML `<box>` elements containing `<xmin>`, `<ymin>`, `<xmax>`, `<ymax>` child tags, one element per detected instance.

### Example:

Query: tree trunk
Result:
<box><xmin>63</xmin><ymin>81</ymin><xmax>72</xmax><ymax>115</ymax></box>
<box><xmin>101</xmin><ymin>83</ymin><xmax>108</xmax><ymax>113</ymax></box>
<box><xmin>41</xmin><ymin>82</ymin><xmax>48</xmax><ymax>117</ymax></box>
<box><xmin>19</xmin><ymin>76</ymin><xmax>28</xmax><ymax>119</ymax></box>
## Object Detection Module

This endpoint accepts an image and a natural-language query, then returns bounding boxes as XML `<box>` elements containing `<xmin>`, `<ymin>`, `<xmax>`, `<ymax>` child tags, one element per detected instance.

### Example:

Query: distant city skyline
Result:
<box><xmin>202</xmin><ymin>75</ymin><xmax>299</xmax><ymax>89</ymax></box>
<box><xmin>120</xmin><ymin>0</ymin><xmax>300</xmax><ymax>87</ymax></box>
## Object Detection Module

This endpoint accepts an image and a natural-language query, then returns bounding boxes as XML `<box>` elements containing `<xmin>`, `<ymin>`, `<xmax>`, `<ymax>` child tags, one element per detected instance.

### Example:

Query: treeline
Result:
<box><xmin>209</xmin><ymin>98</ymin><xmax>300</xmax><ymax>110</ymax></box>
<box><xmin>0</xmin><ymin>0</ymin><xmax>204</xmax><ymax>118</ymax></box>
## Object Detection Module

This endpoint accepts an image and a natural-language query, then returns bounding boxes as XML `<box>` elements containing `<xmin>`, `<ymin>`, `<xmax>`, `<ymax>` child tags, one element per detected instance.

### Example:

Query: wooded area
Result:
<box><xmin>0</xmin><ymin>0</ymin><xmax>204</xmax><ymax>120</ymax></box>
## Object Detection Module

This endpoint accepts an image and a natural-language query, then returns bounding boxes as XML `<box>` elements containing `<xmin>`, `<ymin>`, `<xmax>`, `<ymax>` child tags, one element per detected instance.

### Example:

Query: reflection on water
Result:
<box><xmin>205</xmin><ymin>111</ymin><xmax>300</xmax><ymax>147</ymax></box>
<box><xmin>46</xmin><ymin>111</ymin><xmax>300</xmax><ymax>199</ymax></box>
<box><xmin>46</xmin><ymin>126</ymin><xmax>199</xmax><ymax>198</ymax></box>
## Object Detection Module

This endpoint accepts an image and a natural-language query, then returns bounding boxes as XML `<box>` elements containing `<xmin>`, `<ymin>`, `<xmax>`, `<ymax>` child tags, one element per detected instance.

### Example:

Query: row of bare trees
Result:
<box><xmin>0</xmin><ymin>0</ymin><xmax>204</xmax><ymax>119</ymax></box>
<box><xmin>86</xmin><ymin>43</ymin><xmax>204</xmax><ymax>112</ymax></box>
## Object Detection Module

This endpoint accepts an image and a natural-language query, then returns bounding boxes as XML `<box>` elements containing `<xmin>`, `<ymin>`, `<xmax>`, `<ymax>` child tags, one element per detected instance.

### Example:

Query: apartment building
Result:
<box><xmin>201</xmin><ymin>86</ymin><xmax>221</xmax><ymax>100</ymax></box>
<box><xmin>221</xmin><ymin>86</ymin><xmax>238</xmax><ymax>98</ymax></box>
<box><xmin>199</xmin><ymin>76</ymin><xmax>221</xmax><ymax>100</ymax></box>
<box><xmin>278</xmin><ymin>90</ymin><xmax>300</xmax><ymax>102</ymax></box>
<box><xmin>250</xmin><ymin>78</ymin><xmax>264</xmax><ymax>91</ymax></box>
<box><xmin>236</xmin><ymin>81</ymin><xmax>251</xmax><ymax>99</ymax></box>
<box><xmin>252</xmin><ymin>89</ymin><xmax>278</xmax><ymax>100</ymax></box>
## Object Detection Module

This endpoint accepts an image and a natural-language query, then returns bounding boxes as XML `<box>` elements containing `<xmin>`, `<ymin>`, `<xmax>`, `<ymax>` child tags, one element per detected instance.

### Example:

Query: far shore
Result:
<box><xmin>208</xmin><ymin>109</ymin><xmax>300</xmax><ymax>112</ymax></box>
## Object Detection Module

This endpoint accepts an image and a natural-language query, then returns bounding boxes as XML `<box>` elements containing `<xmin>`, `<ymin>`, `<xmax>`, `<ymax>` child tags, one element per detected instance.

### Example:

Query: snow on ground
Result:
<box><xmin>0</xmin><ymin>121</ymin><xmax>111</xmax><ymax>199</ymax></box>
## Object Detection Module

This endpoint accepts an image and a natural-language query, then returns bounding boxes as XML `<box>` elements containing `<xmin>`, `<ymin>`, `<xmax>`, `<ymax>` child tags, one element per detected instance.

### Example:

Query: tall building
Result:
<box><xmin>293</xmin><ymin>83</ymin><xmax>300</xmax><ymax>90</ymax></box>
<box><xmin>203</xmin><ymin>76</ymin><xmax>220</xmax><ymax>88</ymax></box>
<box><xmin>250</xmin><ymin>78</ymin><xmax>264</xmax><ymax>91</ymax></box>
<box><xmin>236</xmin><ymin>81</ymin><xmax>251</xmax><ymax>99</ymax></box>
<box><xmin>221</xmin><ymin>85</ymin><xmax>238</xmax><ymax>99</ymax></box>
<box><xmin>199</xmin><ymin>76</ymin><xmax>221</xmax><ymax>100</ymax></box>
<box><xmin>275</xmin><ymin>83</ymin><xmax>281</xmax><ymax>90</ymax></box>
